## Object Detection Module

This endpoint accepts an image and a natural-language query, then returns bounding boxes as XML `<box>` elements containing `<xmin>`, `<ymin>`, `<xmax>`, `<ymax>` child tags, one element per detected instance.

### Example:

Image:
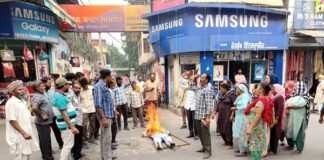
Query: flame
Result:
<box><xmin>145</xmin><ymin>102</ymin><xmax>165</xmax><ymax>136</ymax></box>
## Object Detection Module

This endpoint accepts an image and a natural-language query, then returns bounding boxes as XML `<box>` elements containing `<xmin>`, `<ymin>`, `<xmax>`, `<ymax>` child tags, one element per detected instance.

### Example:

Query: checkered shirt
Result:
<box><xmin>114</xmin><ymin>86</ymin><xmax>128</xmax><ymax>105</ymax></box>
<box><xmin>93</xmin><ymin>79</ymin><xmax>114</xmax><ymax>118</ymax></box>
<box><xmin>128</xmin><ymin>90</ymin><xmax>144</xmax><ymax>108</ymax></box>
<box><xmin>190</xmin><ymin>83</ymin><xmax>214</xmax><ymax>120</ymax></box>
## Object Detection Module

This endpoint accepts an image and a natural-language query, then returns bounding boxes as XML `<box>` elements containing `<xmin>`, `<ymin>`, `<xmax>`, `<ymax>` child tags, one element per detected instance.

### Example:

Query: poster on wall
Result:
<box><xmin>213</xmin><ymin>65</ymin><xmax>224</xmax><ymax>81</ymax></box>
<box><xmin>37</xmin><ymin>59</ymin><xmax>49</xmax><ymax>79</ymax></box>
<box><xmin>254</xmin><ymin>64</ymin><xmax>265</xmax><ymax>81</ymax></box>
<box><xmin>70</xmin><ymin>57</ymin><xmax>80</xmax><ymax>67</ymax></box>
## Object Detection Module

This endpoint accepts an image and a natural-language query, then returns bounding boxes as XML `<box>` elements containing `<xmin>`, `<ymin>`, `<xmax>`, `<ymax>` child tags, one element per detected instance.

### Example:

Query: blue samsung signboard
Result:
<box><xmin>146</xmin><ymin>4</ymin><xmax>289</xmax><ymax>56</ymax></box>
<box><xmin>0</xmin><ymin>1</ymin><xmax>59</xmax><ymax>43</ymax></box>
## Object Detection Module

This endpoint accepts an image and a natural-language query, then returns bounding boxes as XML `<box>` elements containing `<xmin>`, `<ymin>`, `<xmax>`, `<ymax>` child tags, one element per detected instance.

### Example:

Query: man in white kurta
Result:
<box><xmin>5</xmin><ymin>80</ymin><xmax>39</xmax><ymax>160</ymax></box>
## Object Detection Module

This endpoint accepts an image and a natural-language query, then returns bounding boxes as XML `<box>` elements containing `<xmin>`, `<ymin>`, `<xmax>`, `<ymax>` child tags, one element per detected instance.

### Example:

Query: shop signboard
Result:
<box><xmin>60</xmin><ymin>5</ymin><xmax>150</xmax><ymax>32</ymax></box>
<box><xmin>147</xmin><ymin>6</ymin><xmax>288</xmax><ymax>56</ymax></box>
<box><xmin>152</xmin><ymin>0</ymin><xmax>185</xmax><ymax>12</ymax></box>
<box><xmin>254</xmin><ymin>64</ymin><xmax>265</xmax><ymax>81</ymax></box>
<box><xmin>0</xmin><ymin>1</ymin><xmax>59</xmax><ymax>43</ymax></box>
<box><xmin>293</xmin><ymin>0</ymin><xmax>324</xmax><ymax>29</ymax></box>
<box><xmin>188</xmin><ymin>0</ymin><xmax>283</xmax><ymax>7</ymax></box>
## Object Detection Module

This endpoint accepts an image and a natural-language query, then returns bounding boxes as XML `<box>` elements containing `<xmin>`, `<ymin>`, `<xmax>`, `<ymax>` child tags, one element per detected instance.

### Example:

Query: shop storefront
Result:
<box><xmin>143</xmin><ymin>3</ymin><xmax>289</xmax><ymax>104</ymax></box>
<box><xmin>287</xmin><ymin>0</ymin><xmax>324</xmax><ymax>92</ymax></box>
<box><xmin>0</xmin><ymin>1</ymin><xmax>59</xmax><ymax>89</ymax></box>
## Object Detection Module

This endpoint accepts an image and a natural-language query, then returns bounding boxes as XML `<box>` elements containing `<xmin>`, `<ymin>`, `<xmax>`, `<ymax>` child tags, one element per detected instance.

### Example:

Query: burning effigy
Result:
<box><xmin>143</xmin><ymin>103</ymin><xmax>175</xmax><ymax>150</ymax></box>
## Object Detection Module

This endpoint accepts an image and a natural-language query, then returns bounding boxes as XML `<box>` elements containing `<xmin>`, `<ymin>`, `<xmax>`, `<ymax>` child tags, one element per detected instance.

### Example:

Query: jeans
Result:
<box><xmin>60</xmin><ymin>130</ymin><xmax>74</xmax><ymax>160</ymax></box>
<box><xmin>83</xmin><ymin>113</ymin><xmax>96</xmax><ymax>142</ymax></box>
<box><xmin>35</xmin><ymin>124</ymin><xmax>53</xmax><ymax>160</ymax></box>
<box><xmin>117</xmin><ymin>104</ymin><xmax>128</xmax><ymax>129</ymax></box>
<box><xmin>100</xmin><ymin>119</ymin><xmax>113</xmax><ymax>160</ymax></box>
<box><xmin>72</xmin><ymin>125</ymin><xmax>83</xmax><ymax>160</ymax></box>
<box><xmin>50</xmin><ymin>117</ymin><xmax>63</xmax><ymax>147</ymax></box>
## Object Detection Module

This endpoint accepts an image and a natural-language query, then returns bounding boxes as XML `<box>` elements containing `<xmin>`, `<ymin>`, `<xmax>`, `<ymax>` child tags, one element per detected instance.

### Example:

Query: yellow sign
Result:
<box><xmin>315</xmin><ymin>0</ymin><xmax>324</xmax><ymax>13</ymax></box>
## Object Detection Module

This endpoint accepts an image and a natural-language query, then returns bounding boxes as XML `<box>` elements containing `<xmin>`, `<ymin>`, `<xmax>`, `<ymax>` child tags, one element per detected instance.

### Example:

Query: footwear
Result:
<box><xmin>290</xmin><ymin>150</ymin><xmax>302</xmax><ymax>155</ymax></box>
<box><xmin>224</xmin><ymin>145</ymin><xmax>233</xmax><ymax>150</ymax></box>
<box><xmin>235</xmin><ymin>153</ymin><xmax>248</xmax><ymax>157</ymax></box>
<box><xmin>170</xmin><ymin>142</ymin><xmax>176</xmax><ymax>149</ymax></box>
<box><xmin>124</xmin><ymin>127</ymin><xmax>130</xmax><ymax>130</ymax></box>
<box><xmin>196</xmin><ymin>148</ymin><xmax>205</xmax><ymax>152</ymax></box>
<box><xmin>141</xmin><ymin>125</ymin><xmax>145</xmax><ymax>128</ymax></box>
<box><xmin>59</xmin><ymin>145</ymin><xmax>63</xmax><ymax>149</ymax></box>
<box><xmin>83</xmin><ymin>144</ymin><xmax>90</xmax><ymax>149</ymax></box>
<box><xmin>112</xmin><ymin>145</ymin><xmax>117</xmax><ymax>150</ymax></box>
<box><xmin>194</xmin><ymin>136</ymin><xmax>199</xmax><ymax>140</ymax></box>
<box><xmin>112</xmin><ymin>156</ymin><xmax>117</xmax><ymax>159</ymax></box>
<box><xmin>132</xmin><ymin>127</ymin><xmax>136</xmax><ymax>129</ymax></box>
<box><xmin>280</xmin><ymin>142</ymin><xmax>285</xmax><ymax>146</ymax></box>
<box><xmin>180</xmin><ymin>124</ymin><xmax>187</xmax><ymax>129</ymax></box>
<box><xmin>216</xmin><ymin>133</ymin><xmax>221</xmax><ymax>136</ymax></box>
<box><xmin>283</xmin><ymin>146</ymin><xmax>294</xmax><ymax>151</ymax></box>
<box><xmin>89</xmin><ymin>140</ymin><xmax>98</xmax><ymax>145</ymax></box>
<box><xmin>112</xmin><ymin>143</ymin><xmax>119</xmax><ymax>147</ymax></box>
<box><xmin>234</xmin><ymin>150</ymin><xmax>240</xmax><ymax>153</ymax></box>
<box><xmin>186</xmin><ymin>135</ymin><xmax>194</xmax><ymax>138</ymax></box>
<box><xmin>157</xmin><ymin>143</ymin><xmax>162</xmax><ymax>150</ymax></box>
<box><xmin>203</xmin><ymin>154</ymin><xmax>211</xmax><ymax>159</ymax></box>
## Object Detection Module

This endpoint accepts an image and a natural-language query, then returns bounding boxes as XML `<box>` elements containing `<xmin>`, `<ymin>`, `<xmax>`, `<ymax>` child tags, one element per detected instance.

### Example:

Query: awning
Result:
<box><xmin>295</xmin><ymin>30</ymin><xmax>324</xmax><ymax>38</ymax></box>
<box><xmin>43</xmin><ymin>0</ymin><xmax>76</xmax><ymax>28</ymax></box>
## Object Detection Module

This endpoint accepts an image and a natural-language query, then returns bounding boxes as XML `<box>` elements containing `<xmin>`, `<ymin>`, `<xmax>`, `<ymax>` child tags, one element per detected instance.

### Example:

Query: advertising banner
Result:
<box><xmin>0</xmin><ymin>1</ymin><xmax>59</xmax><ymax>43</ymax></box>
<box><xmin>294</xmin><ymin>0</ymin><xmax>324</xmax><ymax>29</ymax></box>
<box><xmin>213</xmin><ymin>65</ymin><xmax>224</xmax><ymax>81</ymax></box>
<box><xmin>188</xmin><ymin>0</ymin><xmax>283</xmax><ymax>7</ymax></box>
<box><xmin>152</xmin><ymin>0</ymin><xmax>185</xmax><ymax>12</ymax></box>
<box><xmin>60</xmin><ymin>5</ymin><xmax>150</xmax><ymax>32</ymax></box>
<box><xmin>254</xmin><ymin>64</ymin><xmax>265</xmax><ymax>81</ymax></box>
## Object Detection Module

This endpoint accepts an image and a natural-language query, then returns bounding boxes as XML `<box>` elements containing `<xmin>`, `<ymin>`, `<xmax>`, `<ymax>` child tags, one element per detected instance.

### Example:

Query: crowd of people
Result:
<box><xmin>3</xmin><ymin>67</ymin><xmax>324</xmax><ymax>160</ymax></box>
<box><xmin>4</xmin><ymin>70</ymin><xmax>162</xmax><ymax>160</ymax></box>
<box><xmin>178</xmin><ymin>71</ymin><xmax>324</xmax><ymax>160</ymax></box>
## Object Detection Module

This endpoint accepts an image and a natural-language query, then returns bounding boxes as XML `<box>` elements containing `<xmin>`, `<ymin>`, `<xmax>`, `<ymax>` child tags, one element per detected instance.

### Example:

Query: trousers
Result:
<box><xmin>35</xmin><ymin>124</ymin><xmax>53</xmax><ymax>160</ymax></box>
<box><xmin>60</xmin><ymin>130</ymin><xmax>74</xmax><ymax>160</ymax></box>
<box><xmin>100</xmin><ymin>119</ymin><xmax>113</xmax><ymax>160</ymax></box>
<box><xmin>117</xmin><ymin>104</ymin><xmax>128</xmax><ymax>128</ymax></box>
<box><xmin>195</xmin><ymin>119</ymin><xmax>212</xmax><ymax>156</ymax></box>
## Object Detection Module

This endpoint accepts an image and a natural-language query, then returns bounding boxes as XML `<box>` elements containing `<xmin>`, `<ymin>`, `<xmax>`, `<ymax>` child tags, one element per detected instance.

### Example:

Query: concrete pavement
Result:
<box><xmin>1</xmin><ymin>108</ymin><xmax>324</xmax><ymax>160</ymax></box>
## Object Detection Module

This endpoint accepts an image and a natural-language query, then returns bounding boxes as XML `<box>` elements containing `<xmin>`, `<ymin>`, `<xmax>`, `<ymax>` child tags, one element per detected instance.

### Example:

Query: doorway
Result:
<box><xmin>229</xmin><ymin>61</ymin><xmax>250</xmax><ymax>84</ymax></box>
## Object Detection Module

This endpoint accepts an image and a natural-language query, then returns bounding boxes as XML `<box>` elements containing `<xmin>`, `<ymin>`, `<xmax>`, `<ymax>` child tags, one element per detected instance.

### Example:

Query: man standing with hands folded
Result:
<box><xmin>191</xmin><ymin>73</ymin><xmax>214</xmax><ymax>159</ymax></box>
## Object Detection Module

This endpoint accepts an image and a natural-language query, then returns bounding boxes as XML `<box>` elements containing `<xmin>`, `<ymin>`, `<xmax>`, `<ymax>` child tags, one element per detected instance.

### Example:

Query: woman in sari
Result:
<box><xmin>231</xmin><ymin>84</ymin><xmax>251</xmax><ymax>157</ymax></box>
<box><xmin>245</xmin><ymin>83</ymin><xmax>273</xmax><ymax>160</ymax></box>
<box><xmin>269</xmin><ymin>84</ymin><xmax>285</xmax><ymax>154</ymax></box>
<box><xmin>216</xmin><ymin>83</ymin><xmax>237</xmax><ymax>149</ymax></box>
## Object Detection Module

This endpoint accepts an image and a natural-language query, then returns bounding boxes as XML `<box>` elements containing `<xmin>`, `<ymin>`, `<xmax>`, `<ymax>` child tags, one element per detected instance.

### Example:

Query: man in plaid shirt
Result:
<box><xmin>190</xmin><ymin>73</ymin><xmax>214</xmax><ymax>159</ymax></box>
<box><xmin>114</xmin><ymin>77</ymin><xmax>130</xmax><ymax>130</ymax></box>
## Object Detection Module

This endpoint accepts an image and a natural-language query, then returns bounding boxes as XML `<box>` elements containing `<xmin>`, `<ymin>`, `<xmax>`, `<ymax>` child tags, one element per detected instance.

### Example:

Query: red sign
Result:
<box><xmin>152</xmin><ymin>0</ymin><xmax>185</xmax><ymax>11</ymax></box>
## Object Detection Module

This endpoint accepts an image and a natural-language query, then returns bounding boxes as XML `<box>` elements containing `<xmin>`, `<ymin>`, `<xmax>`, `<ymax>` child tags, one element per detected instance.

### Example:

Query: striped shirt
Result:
<box><xmin>52</xmin><ymin>91</ymin><xmax>77</xmax><ymax>130</ymax></box>
<box><xmin>113</xmin><ymin>85</ymin><xmax>128</xmax><ymax>105</ymax></box>
<box><xmin>190</xmin><ymin>83</ymin><xmax>214</xmax><ymax>120</ymax></box>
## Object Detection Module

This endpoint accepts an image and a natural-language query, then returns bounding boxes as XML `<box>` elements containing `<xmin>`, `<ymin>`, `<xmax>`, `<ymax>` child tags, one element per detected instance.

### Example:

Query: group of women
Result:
<box><xmin>215</xmin><ymin>75</ymin><xmax>310</xmax><ymax>160</ymax></box>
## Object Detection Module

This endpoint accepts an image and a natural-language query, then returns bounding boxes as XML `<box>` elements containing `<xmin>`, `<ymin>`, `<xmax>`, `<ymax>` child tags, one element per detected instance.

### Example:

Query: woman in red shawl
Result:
<box><xmin>245</xmin><ymin>83</ymin><xmax>273</xmax><ymax>160</ymax></box>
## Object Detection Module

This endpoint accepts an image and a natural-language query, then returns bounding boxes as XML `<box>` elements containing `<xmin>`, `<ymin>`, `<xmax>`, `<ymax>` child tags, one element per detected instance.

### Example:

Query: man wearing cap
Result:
<box><xmin>5</xmin><ymin>80</ymin><xmax>39</xmax><ymax>160</ymax></box>
<box><xmin>93</xmin><ymin>69</ymin><xmax>116</xmax><ymax>160</ymax></box>
<box><xmin>51</xmin><ymin>77</ymin><xmax>79</xmax><ymax>160</ymax></box>
<box><xmin>31</xmin><ymin>80</ymin><xmax>55</xmax><ymax>160</ymax></box>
